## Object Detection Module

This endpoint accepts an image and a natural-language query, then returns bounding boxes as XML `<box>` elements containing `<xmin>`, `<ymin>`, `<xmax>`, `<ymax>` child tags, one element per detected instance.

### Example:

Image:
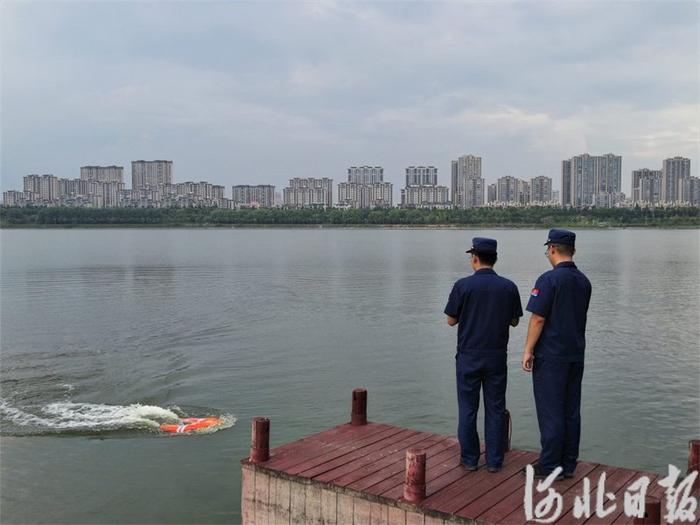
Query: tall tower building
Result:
<box><xmin>632</xmin><ymin>169</ymin><xmax>662</xmax><ymax>205</ymax></box>
<box><xmin>401</xmin><ymin>166</ymin><xmax>450</xmax><ymax>209</ymax></box>
<box><xmin>283</xmin><ymin>178</ymin><xmax>333</xmax><ymax>208</ymax></box>
<box><xmin>562</xmin><ymin>153</ymin><xmax>622</xmax><ymax>207</ymax></box>
<box><xmin>81</xmin><ymin>166</ymin><xmax>124</xmax><ymax>184</ymax></box>
<box><xmin>232</xmin><ymin>185</ymin><xmax>275</xmax><ymax>208</ymax></box>
<box><xmin>661</xmin><ymin>157</ymin><xmax>691</xmax><ymax>204</ymax></box>
<box><xmin>530</xmin><ymin>176</ymin><xmax>553</xmax><ymax>204</ymax></box>
<box><xmin>132</xmin><ymin>160</ymin><xmax>173</xmax><ymax>189</ymax></box>
<box><xmin>338</xmin><ymin>166</ymin><xmax>392</xmax><ymax>208</ymax></box>
<box><xmin>451</xmin><ymin>155</ymin><xmax>484</xmax><ymax>208</ymax></box>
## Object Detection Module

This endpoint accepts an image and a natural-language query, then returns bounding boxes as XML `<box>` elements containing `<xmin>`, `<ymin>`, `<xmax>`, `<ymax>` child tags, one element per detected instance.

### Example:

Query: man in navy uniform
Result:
<box><xmin>445</xmin><ymin>237</ymin><xmax>522</xmax><ymax>472</ymax></box>
<box><xmin>521</xmin><ymin>229</ymin><xmax>592</xmax><ymax>480</ymax></box>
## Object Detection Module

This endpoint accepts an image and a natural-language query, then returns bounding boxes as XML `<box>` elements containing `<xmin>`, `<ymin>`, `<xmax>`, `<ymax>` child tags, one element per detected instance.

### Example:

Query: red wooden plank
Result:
<box><xmin>365</xmin><ymin>440</ymin><xmax>461</xmax><ymax>496</ymax></box>
<box><xmin>478</xmin><ymin>461</ymin><xmax>599</xmax><ymax>525</ymax></box>
<box><xmin>345</xmin><ymin>435</ymin><xmax>454</xmax><ymax>494</ymax></box>
<box><xmin>313</xmin><ymin>431</ymin><xmax>445</xmax><ymax>486</ymax></box>
<box><xmin>611</xmin><ymin>473</ymin><xmax>665</xmax><ymax>525</ymax></box>
<box><xmin>555</xmin><ymin>467</ymin><xmax>638</xmax><ymax>524</ymax></box>
<box><xmin>299</xmin><ymin>428</ymin><xmax>421</xmax><ymax>479</ymax></box>
<box><xmin>265</xmin><ymin>424</ymin><xmax>398</xmax><ymax>472</ymax></box>
<box><xmin>589</xmin><ymin>472</ymin><xmax>659</xmax><ymax>525</ymax></box>
<box><xmin>422</xmin><ymin>450</ymin><xmax>533</xmax><ymax>514</ymax></box>
<box><xmin>455</xmin><ymin>451</ymin><xmax>540</xmax><ymax>519</ymax></box>
<box><xmin>264</xmin><ymin>422</ymin><xmax>384</xmax><ymax>463</ymax></box>
<box><xmin>279</xmin><ymin>425</ymin><xmax>410</xmax><ymax>475</ymax></box>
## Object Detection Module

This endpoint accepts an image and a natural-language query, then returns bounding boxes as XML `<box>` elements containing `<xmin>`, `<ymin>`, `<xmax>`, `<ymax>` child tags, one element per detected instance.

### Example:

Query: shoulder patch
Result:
<box><xmin>531</xmin><ymin>288</ymin><xmax>540</xmax><ymax>297</ymax></box>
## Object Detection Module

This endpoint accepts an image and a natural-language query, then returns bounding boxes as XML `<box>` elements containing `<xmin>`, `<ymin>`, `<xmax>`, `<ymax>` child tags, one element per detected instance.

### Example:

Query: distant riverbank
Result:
<box><xmin>1</xmin><ymin>206</ymin><xmax>698</xmax><ymax>229</ymax></box>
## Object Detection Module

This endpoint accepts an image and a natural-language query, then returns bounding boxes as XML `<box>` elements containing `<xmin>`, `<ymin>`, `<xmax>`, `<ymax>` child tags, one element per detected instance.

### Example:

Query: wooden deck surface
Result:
<box><xmin>243</xmin><ymin>421</ymin><xmax>672</xmax><ymax>524</ymax></box>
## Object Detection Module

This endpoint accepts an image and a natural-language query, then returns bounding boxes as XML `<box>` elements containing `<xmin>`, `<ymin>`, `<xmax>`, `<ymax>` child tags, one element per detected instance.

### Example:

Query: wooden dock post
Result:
<box><xmin>249</xmin><ymin>417</ymin><xmax>270</xmax><ymax>463</ymax></box>
<box><xmin>403</xmin><ymin>448</ymin><xmax>427</xmax><ymax>504</ymax></box>
<box><xmin>632</xmin><ymin>496</ymin><xmax>661</xmax><ymax>525</ymax></box>
<box><xmin>351</xmin><ymin>388</ymin><xmax>367</xmax><ymax>426</ymax></box>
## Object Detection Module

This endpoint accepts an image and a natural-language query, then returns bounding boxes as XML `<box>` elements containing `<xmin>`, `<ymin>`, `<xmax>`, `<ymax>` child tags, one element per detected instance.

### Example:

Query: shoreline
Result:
<box><xmin>2</xmin><ymin>223</ymin><xmax>698</xmax><ymax>230</ymax></box>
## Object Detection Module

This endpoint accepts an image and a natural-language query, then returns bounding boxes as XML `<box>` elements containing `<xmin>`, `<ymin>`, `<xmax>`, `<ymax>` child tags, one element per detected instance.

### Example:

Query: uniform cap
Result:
<box><xmin>466</xmin><ymin>237</ymin><xmax>497</xmax><ymax>254</ymax></box>
<box><xmin>544</xmin><ymin>229</ymin><xmax>576</xmax><ymax>246</ymax></box>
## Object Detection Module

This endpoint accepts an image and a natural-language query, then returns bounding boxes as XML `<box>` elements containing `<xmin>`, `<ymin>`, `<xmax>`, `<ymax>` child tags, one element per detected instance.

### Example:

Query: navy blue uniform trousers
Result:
<box><xmin>455</xmin><ymin>352</ymin><xmax>507</xmax><ymax>468</ymax></box>
<box><xmin>533</xmin><ymin>358</ymin><xmax>584</xmax><ymax>473</ymax></box>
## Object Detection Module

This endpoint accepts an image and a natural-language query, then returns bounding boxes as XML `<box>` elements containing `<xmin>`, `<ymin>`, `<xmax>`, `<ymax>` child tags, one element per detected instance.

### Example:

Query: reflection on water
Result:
<box><xmin>0</xmin><ymin>228</ymin><xmax>698</xmax><ymax>524</ymax></box>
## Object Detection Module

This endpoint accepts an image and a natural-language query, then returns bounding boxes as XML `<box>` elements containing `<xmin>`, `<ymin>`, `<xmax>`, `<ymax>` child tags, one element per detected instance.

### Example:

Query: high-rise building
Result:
<box><xmin>517</xmin><ymin>179</ymin><xmax>531</xmax><ymax>206</ymax></box>
<box><xmin>494</xmin><ymin>176</ymin><xmax>530</xmax><ymax>205</ymax></box>
<box><xmin>132</xmin><ymin>160</ymin><xmax>173</xmax><ymax>189</ymax></box>
<box><xmin>496</xmin><ymin>176</ymin><xmax>518</xmax><ymax>204</ymax></box>
<box><xmin>347</xmin><ymin>166</ymin><xmax>384</xmax><ymax>184</ymax></box>
<box><xmin>661</xmin><ymin>157</ymin><xmax>691</xmax><ymax>204</ymax></box>
<box><xmin>451</xmin><ymin>155</ymin><xmax>484</xmax><ymax>208</ymax></box>
<box><xmin>405</xmin><ymin>166</ymin><xmax>438</xmax><ymax>187</ymax></box>
<box><xmin>337</xmin><ymin>166</ymin><xmax>392</xmax><ymax>208</ymax></box>
<box><xmin>688</xmin><ymin>176</ymin><xmax>700</xmax><ymax>206</ymax></box>
<box><xmin>632</xmin><ymin>169</ymin><xmax>662</xmax><ymax>205</ymax></box>
<box><xmin>561</xmin><ymin>153</ymin><xmax>622</xmax><ymax>207</ymax></box>
<box><xmin>25</xmin><ymin>174</ymin><xmax>59</xmax><ymax>203</ymax></box>
<box><xmin>487</xmin><ymin>183</ymin><xmax>497</xmax><ymax>203</ymax></box>
<box><xmin>232</xmin><ymin>185</ymin><xmax>275</xmax><ymax>208</ymax></box>
<box><xmin>400</xmin><ymin>166</ymin><xmax>450</xmax><ymax>209</ymax></box>
<box><xmin>530</xmin><ymin>176</ymin><xmax>553</xmax><ymax>204</ymax></box>
<box><xmin>283</xmin><ymin>178</ymin><xmax>333</xmax><ymax>208</ymax></box>
<box><xmin>80</xmin><ymin>165</ymin><xmax>124</xmax><ymax>183</ymax></box>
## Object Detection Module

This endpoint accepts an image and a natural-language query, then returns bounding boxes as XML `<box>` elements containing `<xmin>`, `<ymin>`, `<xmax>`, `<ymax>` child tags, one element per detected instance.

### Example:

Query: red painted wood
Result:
<box><xmin>364</xmin><ymin>439</ymin><xmax>460</xmax><ymax>496</ymax></box>
<box><xmin>265</xmin><ymin>423</ymin><xmax>395</xmax><ymax>471</ymax></box>
<box><xmin>312</xmin><ymin>431</ymin><xmax>444</xmax><ymax>486</ymax></box>
<box><xmin>578</xmin><ymin>471</ymin><xmax>656</xmax><ymax>525</ymax></box>
<box><xmin>422</xmin><ymin>451</ymin><xmax>533</xmax><ymax>514</ymax></box>
<box><xmin>300</xmin><ymin>428</ymin><xmax>420</xmax><ymax>479</ymax></box>
<box><xmin>611</xmin><ymin>474</ymin><xmax>664</xmax><ymax>525</ymax></box>
<box><xmin>351</xmin><ymin>388</ymin><xmax>368</xmax><ymax>426</ymax></box>
<box><xmin>248</xmin><ymin>421</ymin><xmax>662</xmax><ymax>525</ymax></box>
<box><xmin>454</xmin><ymin>451</ymin><xmax>538</xmax><ymax>518</ymax></box>
<box><xmin>403</xmin><ymin>448</ymin><xmax>427</xmax><ymax>503</ymax></box>
<box><xmin>279</xmin><ymin>425</ymin><xmax>409</xmax><ymax>475</ymax></box>
<box><xmin>478</xmin><ymin>461</ymin><xmax>599</xmax><ymax>525</ymax></box>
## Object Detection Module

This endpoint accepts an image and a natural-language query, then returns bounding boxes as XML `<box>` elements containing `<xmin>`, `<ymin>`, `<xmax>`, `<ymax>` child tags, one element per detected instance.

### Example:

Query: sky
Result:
<box><xmin>1</xmin><ymin>0</ymin><xmax>698</xmax><ymax>199</ymax></box>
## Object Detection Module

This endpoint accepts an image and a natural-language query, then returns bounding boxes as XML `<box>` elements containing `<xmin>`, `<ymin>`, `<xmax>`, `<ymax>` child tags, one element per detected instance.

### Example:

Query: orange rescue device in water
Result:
<box><xmin>160</xmin><ymin>417</ymin><xmax>222</xmax><ymax>433</ymax></box>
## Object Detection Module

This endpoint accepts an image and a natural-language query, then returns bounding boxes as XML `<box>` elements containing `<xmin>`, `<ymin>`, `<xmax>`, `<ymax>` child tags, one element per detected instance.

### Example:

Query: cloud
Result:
<box><xmin>1</xmin><ymin>1</ymin><xmax>698</xmax><ymax>195</ymax></box>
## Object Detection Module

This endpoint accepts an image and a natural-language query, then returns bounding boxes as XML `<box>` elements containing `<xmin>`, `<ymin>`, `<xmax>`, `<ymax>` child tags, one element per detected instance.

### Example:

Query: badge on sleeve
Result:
<box><xmin>531</xmin><ymin>288</ymin><xmax>540</xmax><ymax>297</ymax></box>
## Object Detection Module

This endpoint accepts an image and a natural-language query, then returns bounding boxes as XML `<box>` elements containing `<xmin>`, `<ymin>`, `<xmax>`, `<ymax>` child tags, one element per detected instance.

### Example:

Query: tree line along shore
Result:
<box><xmin>1</xmin><ymin>206</ymin><xmax>698</xmax><ymax>228</ymax></box>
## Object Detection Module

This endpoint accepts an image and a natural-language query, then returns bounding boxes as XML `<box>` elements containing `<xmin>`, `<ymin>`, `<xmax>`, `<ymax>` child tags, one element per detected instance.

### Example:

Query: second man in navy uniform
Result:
<box><xmin>445</xmin><ymin>237</ymin><xmax>523</xmax><ymax>472</ymax></box>
<box><xmin>521</xmin><ymin>229</ymin><xmax>592</xmax><ymax>480</ymax></box>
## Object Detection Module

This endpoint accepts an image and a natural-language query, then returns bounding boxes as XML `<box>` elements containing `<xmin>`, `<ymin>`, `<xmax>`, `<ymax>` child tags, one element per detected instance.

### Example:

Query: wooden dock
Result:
<box><xmin>240</xmin><ymin>390</ymin><xmax>699</xmax><ymax>525</ymax></box>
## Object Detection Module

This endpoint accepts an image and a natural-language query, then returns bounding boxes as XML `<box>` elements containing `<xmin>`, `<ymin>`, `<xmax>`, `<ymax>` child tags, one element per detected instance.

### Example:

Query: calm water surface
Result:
<box><xmin>1</xmin><ymin>228</ymin><xmax>699</xmax><ymax>524</ymax></box>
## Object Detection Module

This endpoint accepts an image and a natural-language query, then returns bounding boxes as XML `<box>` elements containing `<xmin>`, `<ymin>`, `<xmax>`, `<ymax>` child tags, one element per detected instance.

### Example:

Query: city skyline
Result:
<box><xmin>1</xmin><ymin>2</ymin><xmax>698</xmax><ymax>197</ymax></box>
<box><xmin>6</xmin><ymin>153</ymin><xmax>696</xmax><ymax>208</ymax></box>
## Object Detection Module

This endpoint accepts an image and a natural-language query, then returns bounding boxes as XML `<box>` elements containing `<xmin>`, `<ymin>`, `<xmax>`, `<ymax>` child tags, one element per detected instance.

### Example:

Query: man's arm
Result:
<box><xmin>510</xmin><ymin>317</ymin><xmax>519</xmax><ymax>327</ymax></box>
<box><xmin>521</xmin><ymin>313</ymin><xmax>545</xmax><ymax>372</ymax></box>
<box><xmin>446</xmin><ymin>315</ymin><xmax>458</xmax><ymax>326</ymax></box>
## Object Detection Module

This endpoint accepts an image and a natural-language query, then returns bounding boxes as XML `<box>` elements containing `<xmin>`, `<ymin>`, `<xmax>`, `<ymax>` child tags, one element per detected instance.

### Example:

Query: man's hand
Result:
<box><xmin>521</xmin><ymin>349</ymin><xmax>534</xmax><ymax>372</ymax></box>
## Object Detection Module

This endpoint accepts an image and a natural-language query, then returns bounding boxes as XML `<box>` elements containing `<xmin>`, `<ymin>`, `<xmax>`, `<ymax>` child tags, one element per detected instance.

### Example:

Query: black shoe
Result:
<box><xmin>563</xmin><ymin>471</ymin><xmax>575</xmax><ymax>479</ymax></box>
<box><xmin>460</xmin><ymin>461</ymin><xmax>478</xmax><ymax>471</ymax></box>
<box><xmin>487</xmin><ymin>465</ymin><xmax>502</xmax><ymax>473</ymax></box>
<box><xmin>522</xmin><ymin>463</ymin><xmax>564</xmax><ymax>481</ymax></box>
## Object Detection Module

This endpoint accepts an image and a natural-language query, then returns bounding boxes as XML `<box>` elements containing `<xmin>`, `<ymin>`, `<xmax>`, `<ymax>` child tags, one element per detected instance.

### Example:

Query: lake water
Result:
<box><xmin>1</xmin><ymin>228</ymin><xmax>698</xmax><ymax>524</ymax></box>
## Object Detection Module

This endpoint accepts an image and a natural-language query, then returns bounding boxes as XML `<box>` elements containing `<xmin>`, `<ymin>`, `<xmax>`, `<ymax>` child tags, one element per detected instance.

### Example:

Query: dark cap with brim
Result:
<box><xmin>544</xmin><ymin>228</ymin><xmax>576</xmax><ymax>246</ymax></box>
<box><xmin>466</xmin><ymin>237</ymin><xmax>497</xmax><ymax>254</ymax></box>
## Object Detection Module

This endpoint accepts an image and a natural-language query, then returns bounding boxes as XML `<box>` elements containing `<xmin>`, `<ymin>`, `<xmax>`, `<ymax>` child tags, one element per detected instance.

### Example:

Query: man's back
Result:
<box><xmin>527</xmin><ymin>261</ymin><xmax>592</xmax><ymax>361</ymax></box>
<box><xmin>446</xmin><ymin>269</ymin><xmax>522</xmax><ymax>354</ymax></box>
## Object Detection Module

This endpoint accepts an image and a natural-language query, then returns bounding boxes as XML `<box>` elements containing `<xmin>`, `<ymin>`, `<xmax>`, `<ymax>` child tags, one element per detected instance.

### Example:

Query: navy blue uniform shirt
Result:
<box><xmin>444</xmin><ymin>269</ymin><xmax>523</xmax><ymax>354</ymax></box>
<box><xmin>526</xmin><ymin>261</ymin><xmax>592</xmax><ymax>362</ymax></box>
